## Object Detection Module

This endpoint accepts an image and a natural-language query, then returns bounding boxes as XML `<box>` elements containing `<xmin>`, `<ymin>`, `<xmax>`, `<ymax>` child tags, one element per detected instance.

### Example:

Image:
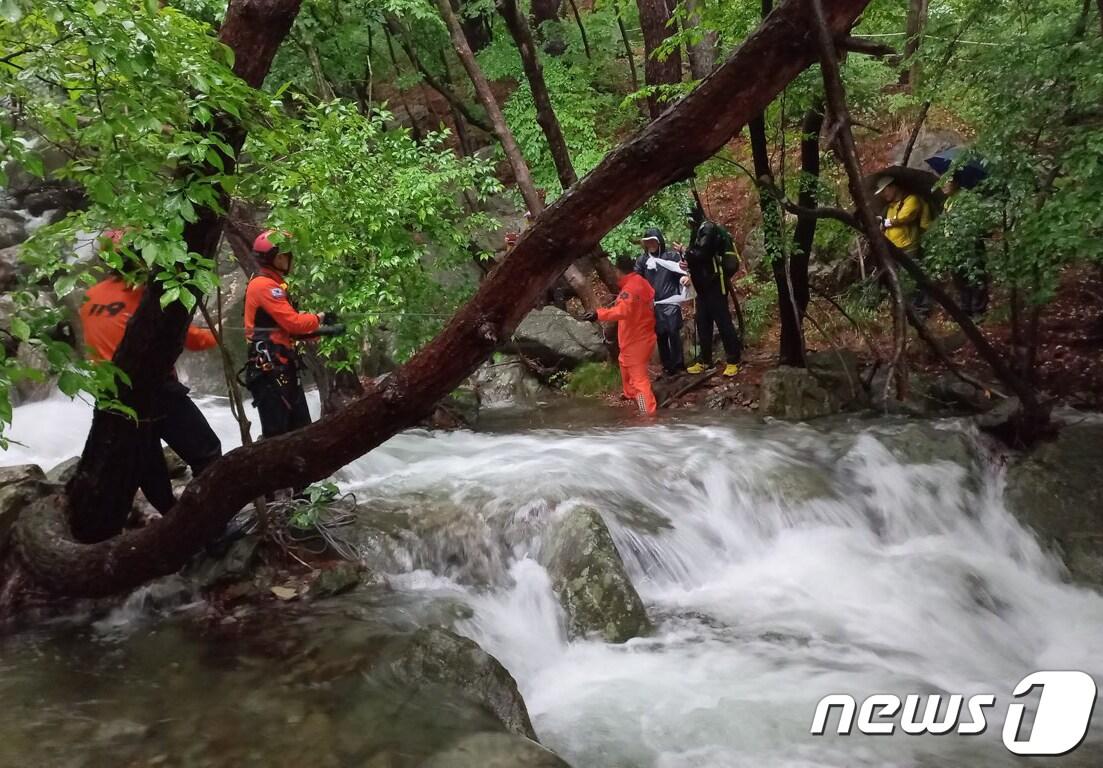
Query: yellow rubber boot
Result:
<box><xmin>722</xmin><ymin>363</ymin><xmax>740</xmax><ymax>377</ymax></box>
<box><xmin>686</xmin><ymin>362</ymin><xmax>708</xmax><ymax>375</ymax></box>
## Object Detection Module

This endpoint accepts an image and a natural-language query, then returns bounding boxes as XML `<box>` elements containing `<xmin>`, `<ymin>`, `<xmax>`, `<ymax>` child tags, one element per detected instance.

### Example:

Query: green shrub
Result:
<box><xmin>564</xmin><ymin>362</ymin><xmax>621</xmax><ymax>396</ymax></box>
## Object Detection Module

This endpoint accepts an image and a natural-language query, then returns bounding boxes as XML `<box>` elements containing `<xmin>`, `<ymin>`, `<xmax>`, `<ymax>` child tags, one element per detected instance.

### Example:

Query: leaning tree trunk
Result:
<box><xmin>435</xmin><ymin>0</ymin><xmax>600</xmax><ymax>310</ymax></box>
<box><xmin>6</xmin><ymin>0</ymin><xmax>873</xmax><ymax>607</ymax></box>
<box><xmin>64</xmin><ymin>0</ymin><xmax>304</xmax><ymax>544</ymax></box>
<box><xmin>637</xmin><ymin>0</ymin><xmax>683</xmax><ymax>118</ymax></box>
<box><xmin>496</xmin><ymin>0</ymin><xmax>619</xmax><ymax>294</ymax></box>
<box><xmin>684</xmin><ymin>0</ymin><xmax>718</xmax><ymax>79</ymax></box>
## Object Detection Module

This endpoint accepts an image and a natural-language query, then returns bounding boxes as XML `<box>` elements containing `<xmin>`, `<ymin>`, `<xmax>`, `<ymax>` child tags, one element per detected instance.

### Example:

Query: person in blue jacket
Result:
<box><xmin>635</xmin><ymin>228</ymin><xmax>685</xmax><ymax>377</ymax></box>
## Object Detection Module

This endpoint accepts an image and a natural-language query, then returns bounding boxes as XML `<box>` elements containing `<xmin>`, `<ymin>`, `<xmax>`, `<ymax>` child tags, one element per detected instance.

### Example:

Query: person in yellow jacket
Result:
<box><xmin>875</xmin><ymin>177</ymin><xmax>936</xmax><ymax>318</ymax></box>
<box><xmin>875</xmin><ymin>178</ymin><xmax>930</xmax><ymax>257</ymax></box>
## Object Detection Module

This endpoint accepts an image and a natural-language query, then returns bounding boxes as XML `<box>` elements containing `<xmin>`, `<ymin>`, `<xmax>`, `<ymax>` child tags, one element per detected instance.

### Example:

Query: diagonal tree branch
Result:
<box><xmin>14</xmin><ymin>0</ymin><xmax>874</xmax><ymax>600</ymax></box>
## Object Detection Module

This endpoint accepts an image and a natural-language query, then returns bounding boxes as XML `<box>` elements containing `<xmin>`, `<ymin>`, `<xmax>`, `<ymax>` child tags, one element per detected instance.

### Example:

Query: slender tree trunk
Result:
<box><xmin>788</xmin><ymin>101</ymin><xmax>825</xmax><ymax>357</ymax></box>
<box><xmin>437</xmin><ymin>47</ymin><xmax>476</xmax><ymax>156</ymax></box>
<box><xmin>614</xmin><ymin>1</ymin><xmax>641</xmax><ymax>91</ymax></box>
<box><xmin>383</xmin><ymin>26</ymin><xmax>425</xmax><ymax>142</ymax></box>
<box><xmin>497</xmin><ymin>0</ymin><xmax>618</xmax><ymax>294</ymax></box>
<box><xmin>749</xmin><ymin>0</ymin><xmax>802</xmax><ymax>366</ymax></box>
<box><xmin>437</xmin><ymin>0</ymin><xmax>599</xmax><ymax>309</ymax></box>
<box><xmin>7</xmin><ymin>0</ymin><xmax>873</xmax><ymax>607</ymax></box>
<box><xmin>902</xmin><ymin>0</ymin><xmax>929</xmax><ymax>87</ymax></box>
<box><xmin>750</xmin><ymin>114</ymin><xmax>801</xmax><ymax>366</ymax></box>
<box><xmin>565</xmin><ymin>0</ymin><xmax>593</xmax><ymax>59</ymax></box>
<box><xmin>684</xmin><ymin>0</ymin><xmax>718</xmax><ymax>79</ymax></box>
<box><xmin>65</xmin><ymin>0</ymin><xmax>304</xmax><ymax>543</ymax></box>
<box><xmin>384</xmin><ymin>14</ymin><xmax>494</xmax><ymax>135</ymax></box>
<box><xmin>637</xmin><ymin>0</ymin><xmax>682</xmax><ymax>118</ymax></box>
<box><xmin>304</xmin><ymin>40</ymin><xmax>336</xmax><ymax>100</ymax></box>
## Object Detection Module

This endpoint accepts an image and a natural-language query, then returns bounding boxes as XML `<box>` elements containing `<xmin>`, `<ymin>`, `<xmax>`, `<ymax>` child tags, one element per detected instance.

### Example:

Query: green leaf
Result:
<box><xmin>9</xmin><ymin>316</ymin><xmax>30</xmax><ymax>342</ymax></box>
<box><xmin>23</xmin><ymin>153</ymin><xmax>44</xmax><ymax>178</ymax></box>
<box><xmin>160</xmin><ymin>287</ymin><xmax>181</xmax><ymax>308</ymax></box>
<box><xmin>57</xmin><ymin>370</ymin><xmax>83</xmax><ymax>397</ymax></box>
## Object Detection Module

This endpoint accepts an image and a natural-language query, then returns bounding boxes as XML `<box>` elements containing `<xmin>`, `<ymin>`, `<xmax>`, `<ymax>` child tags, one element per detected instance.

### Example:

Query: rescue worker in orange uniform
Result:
<box><xmin>243</xmin><ymin>229</ymin><xmax>332</xmax><ymax>438</ymax></box>
<box><xmin>581</xmin><ymin>255</ymin><xmax>658</xmax><ymax>415</ymax></box>
<box><xmin>80</xmin><ymin>229</ymin><xmax>223</xmax><ymax>516</ymax></box>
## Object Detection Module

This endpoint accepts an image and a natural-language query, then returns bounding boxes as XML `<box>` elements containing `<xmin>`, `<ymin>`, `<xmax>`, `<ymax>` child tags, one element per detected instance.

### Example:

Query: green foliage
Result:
<box><xmin>735</xmin><ymin>273</ymin><xmax>777</xmax><ymax>344</ymax></box>
<box><xmin>917</xmin><ymin>0</ymin><xmax>1103</xmax><ymax>305</ymax></box>
<box><xmin>242</xmin><ymin>99</ymin><xmax>500</xmax><ymax>362</ymax></box>
<box><xmin>564</xmin><ymin>361</ymin><xmax>621</xmax><ymax>396</ymax></box>
<box><xmin>0</xmin><ymin>0</ymin><xmax>267</xmax><ymax>431</ymax></box>
<box><xmin>288</xmin><ymin>480</ymin><xmax>341</xmax><ymax>530</ymax></box>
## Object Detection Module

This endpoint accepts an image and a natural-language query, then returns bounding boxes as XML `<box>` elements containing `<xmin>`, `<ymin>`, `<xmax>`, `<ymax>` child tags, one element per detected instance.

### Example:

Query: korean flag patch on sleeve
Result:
<box><xmin>270</xmin><ymin>287</ymin><xmax>285</xmax><ymax>299</ymax></box>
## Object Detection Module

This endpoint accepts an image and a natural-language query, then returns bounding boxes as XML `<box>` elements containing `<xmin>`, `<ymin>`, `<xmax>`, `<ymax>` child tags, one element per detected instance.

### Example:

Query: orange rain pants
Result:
<box><xmin>597</xmin><ymin>272</ymin><xmax>658</xmax><ymax>415</ymax></box>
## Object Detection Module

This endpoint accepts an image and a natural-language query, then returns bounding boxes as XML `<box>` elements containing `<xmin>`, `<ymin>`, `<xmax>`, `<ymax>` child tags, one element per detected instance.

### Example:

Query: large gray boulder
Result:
<box><xmin>876</xmin><ymin>422</ymin><xmax>982</xmax><ymax>472</ymax></box>
<box><xmin>543</xmin><ymin>507</ymin><xmax>651</xmax><ymax>643</ymax></box>
<box><xmin>422</xmin><ymin>733</ymin><xmax>572</xmax><ymax>768</ymax></box>
<box><xmin>1005</xmin><ymin>423</ymin><xmax>1103</xmax><ymax>587</ymax></box>
<box><xmin>889</xmin><ymin>128</ymin><xmax>967</xmax><ymax>170</ymax></box>
<box><xmin>473</xmin><ymin>355</ymin><xmax>548</xmax><ymax>409</ymax></box>
<box><xmin>760</xmin><ymin>366</ymin><xmax>839</xmax><ymax>421</ymax></box>
<box><xmin>510</xmin><ymin>307</ymin><xmax>607</xmax><ymax>368</ymax></box>
<box><xmin>806</xmin><ymin>350</ymin><xmax>866</xmax><ymax>409</ymax></box>
<box><xmin>0</xmin><ymin>464</ymin><xmax>45</xmax><ymax>489</ymax></box>
<box><xmin>377</xmin><ymin>627</ymin><xmax>537</xmax><ymax>740</ymax></box>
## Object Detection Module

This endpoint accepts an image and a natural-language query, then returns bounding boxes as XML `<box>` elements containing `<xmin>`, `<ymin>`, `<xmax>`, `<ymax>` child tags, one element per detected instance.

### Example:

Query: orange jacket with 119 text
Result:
<box><xmin>81</xmin><ymin>276</ymin><xmax>216</xmax><ymax>362</ymax></box>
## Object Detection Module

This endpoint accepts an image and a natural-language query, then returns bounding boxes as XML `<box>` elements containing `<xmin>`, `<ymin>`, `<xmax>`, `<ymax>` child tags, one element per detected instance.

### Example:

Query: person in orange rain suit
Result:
<box><xmin>79</xmin><ymin>229</ymin><xmax>223</xmax><ymax>519</ymax></box>
<box><xmin>243</xmin><ymin>229</ymin><xmax>329</xmax><ymax>439</ymax></box>
<box><xmin>581</xmin><ymin>254</ymin><xmax>658</xmax><ymax>415</ymax></box>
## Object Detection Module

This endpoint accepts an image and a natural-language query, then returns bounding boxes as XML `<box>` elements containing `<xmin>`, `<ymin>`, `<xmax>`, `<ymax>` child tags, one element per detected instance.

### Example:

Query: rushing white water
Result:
<box><xmin>4</xmin><ymin>395</ymin><xmax>1103</xmax><ymax>767</ymax></box>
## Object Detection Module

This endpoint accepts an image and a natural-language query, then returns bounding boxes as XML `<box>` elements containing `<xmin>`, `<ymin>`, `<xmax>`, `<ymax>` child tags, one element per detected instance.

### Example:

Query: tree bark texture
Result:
<box><xmin>684</xmin><ymin>0</ymin><xmax>718</xmax><ymax>79</ymax></box>
<box><xmin>65</xmin><ymin>0</ymin><xmax>304</xmax><ymax>543</ymax></box>
<box><xmin>637</xmin><ymin>0</ymin><xmax>682</xmax><ymax>118</ymax></box>
<box><xmin>13</xmin><ymin>0</ymin><xmax>873</xmax><ymax>600</ymax></box>
<box><xmin>902</xmin><ymin>0</ymin><xmax>929</xmax><ymax>87</ymax></box>
<box><xmin>787</xmin><ymin>102</ymin><xmax>825</xmax><ymax>359</ymax></box>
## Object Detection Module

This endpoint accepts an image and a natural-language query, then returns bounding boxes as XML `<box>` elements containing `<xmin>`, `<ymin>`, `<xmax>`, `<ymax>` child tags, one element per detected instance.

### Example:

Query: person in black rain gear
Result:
<box><xmin>681</xmin><ymin>219</ymin><xmax>742</xmax><ymax>376</ymax></box>
<box><xmin>634</xmin><ymin>227</ymin><xmax>685</xmax><ymax>376</ymax></box>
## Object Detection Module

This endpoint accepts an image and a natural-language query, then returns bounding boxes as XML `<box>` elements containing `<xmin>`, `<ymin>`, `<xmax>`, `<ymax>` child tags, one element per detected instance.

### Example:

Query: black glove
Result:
<box><xmin>322</xmin><ymin>310</ymin><xmax>340</xmax><ymax>324</ymax></box>
<box><xmin>314</xmin><ymin>323</ymin><xmax>346</xmax><ymax>337</ymax></box>
<box><xmin>579</xmin><ymin>311</ymin><xmax>598</xmax><ymax>323</ymax></box>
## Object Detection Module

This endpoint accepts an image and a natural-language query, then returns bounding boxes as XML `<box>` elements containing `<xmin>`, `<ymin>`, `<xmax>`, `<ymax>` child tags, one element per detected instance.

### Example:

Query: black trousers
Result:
<box><xmin>139</xmin><ymin>380</ymin><xmax>223</xmax><ymax>514</ymax></box>
<box><xmin>655</xmin><ymin>307</ymin><xmax>685</xmax><ymax>374</ymax></box>
<box><xmin>247</xmin><ymin>364</ymin><xmax>312</xmax><ymax>439</ymax></box>
<box><xmin>696</xmin><ymin>290</ymin><xmax>742</xmax><ymax>365</ymax></box>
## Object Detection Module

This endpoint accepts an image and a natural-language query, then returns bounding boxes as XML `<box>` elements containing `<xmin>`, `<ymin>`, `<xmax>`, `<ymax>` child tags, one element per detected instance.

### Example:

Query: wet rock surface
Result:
<box><xmin>542</xmin><ymin>506</ymin><xmax>651</xmax><ymax>643</ymax></box>
<box><xmin>760</xmin><ymin>366</ymin><xmax>839</xmax><ymax>420</ymax></box>
<box><xmin>1005</xmin><ymin>422</ymin><xmax>1103</xmax><ymax>587</ymax></box>
<box><xmin>473</xmin><ymin>355</ymin><xmax>550</xmax><ymax>408</ymax></box>
<box><xmin>510</xmin><ymin>306</ymin><xmax>607</xmax><ymax>369</ymax></box>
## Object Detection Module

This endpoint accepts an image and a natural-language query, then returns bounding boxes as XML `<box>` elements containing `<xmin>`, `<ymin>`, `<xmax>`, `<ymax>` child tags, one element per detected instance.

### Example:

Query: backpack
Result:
<box><xmin>716</xmin><ymin>225</ymin><xmax>740</xmax><ymax>279</ymax></box>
